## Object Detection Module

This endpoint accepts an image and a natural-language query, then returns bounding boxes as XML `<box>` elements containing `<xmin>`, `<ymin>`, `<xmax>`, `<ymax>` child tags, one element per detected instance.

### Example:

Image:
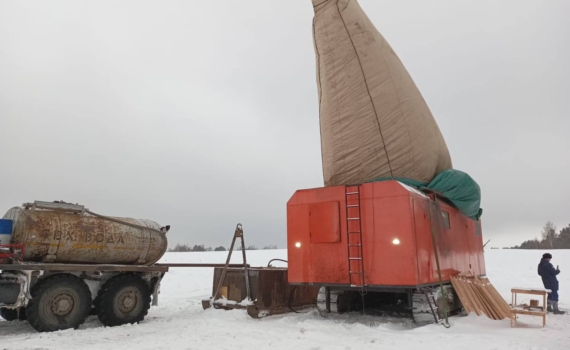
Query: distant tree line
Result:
<box><xmin>168</xmin><ymin>244</ymin><xmax>221</xmax><ymax>252</ymax></box>
<box><xmin>511</xmin><ymin>222</ymin><xmax>570</xmax><ymax>249</ymax></box>
<box><xmin>168</xmin><ymin>244</ymin><xmax>279</xmax><ymax>252</ymax></box>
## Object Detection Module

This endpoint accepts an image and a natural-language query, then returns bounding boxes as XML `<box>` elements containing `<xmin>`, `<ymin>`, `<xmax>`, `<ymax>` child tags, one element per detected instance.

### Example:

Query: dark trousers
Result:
<box><xmin>548</xmin><ymin>290</ymin><xmax>559</xmax><ymax>302</ymax></box>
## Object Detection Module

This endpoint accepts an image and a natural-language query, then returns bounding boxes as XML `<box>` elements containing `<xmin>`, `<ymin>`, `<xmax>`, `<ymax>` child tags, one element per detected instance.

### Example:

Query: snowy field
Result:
<box><xmin>1</xmin><ymin>249</ymin><xmax>569</xmax><ymax>350</ymax></box>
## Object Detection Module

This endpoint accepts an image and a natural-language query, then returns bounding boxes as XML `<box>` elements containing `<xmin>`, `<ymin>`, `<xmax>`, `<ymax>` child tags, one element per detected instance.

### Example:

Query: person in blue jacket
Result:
<box><xmin>538</xmin><ymin>253</ymin><xmax>564</xmax><ymax>314</ymax></box>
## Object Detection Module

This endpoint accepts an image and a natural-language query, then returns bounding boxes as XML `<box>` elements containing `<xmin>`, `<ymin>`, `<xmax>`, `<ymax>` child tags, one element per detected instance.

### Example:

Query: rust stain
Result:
<box><xmin>71</xmin><ymin>244</ymin><xmax>107</xmax><ymax>249</ymax></box>
<box><xmin>9</xmin><ymin>207</ymin><xmax>167</xmax><ymax>265</ymax></box>
<box><xmin>113</xmin><ymin>247</ymin><xmax>135</xmax><ymax>251</ymax></box>
<box><xmin>211</xmin><ymin>268</ymin><xmax>319</xmax><ymax>312</ymax></box>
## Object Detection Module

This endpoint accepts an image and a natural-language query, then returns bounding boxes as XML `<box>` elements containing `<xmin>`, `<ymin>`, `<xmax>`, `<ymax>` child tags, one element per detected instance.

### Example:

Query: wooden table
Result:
<box><xmin>510</xmin><ymin>288</ymin><xmax>551</xmax><ymax>327</ymax></box>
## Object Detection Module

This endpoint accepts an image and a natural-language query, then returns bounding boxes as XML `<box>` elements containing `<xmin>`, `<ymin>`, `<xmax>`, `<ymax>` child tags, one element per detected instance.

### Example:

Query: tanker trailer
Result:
<box><xmin>0</xmin><ymin>201</ymin><xmax>170</xmax><ymax>332</ymax></box>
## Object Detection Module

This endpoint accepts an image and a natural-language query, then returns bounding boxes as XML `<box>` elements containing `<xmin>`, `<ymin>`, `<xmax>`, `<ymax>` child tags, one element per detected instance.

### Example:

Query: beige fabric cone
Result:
<box><xmin>311</xmin><ymin>0</ymin><xmax>452</xmax><ymax>186</ymax></box>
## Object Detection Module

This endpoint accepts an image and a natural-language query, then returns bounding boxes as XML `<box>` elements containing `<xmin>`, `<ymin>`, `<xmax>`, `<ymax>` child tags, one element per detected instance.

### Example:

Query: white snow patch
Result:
<box><xmin>213</xmin><ymin>297</ymin><xmax>254</xmax><ymax>307</ymax></box>
<box><xmin>397</xmin><ymin>181</ymin><xmax>428</xmax><ymax>198</ymax></box>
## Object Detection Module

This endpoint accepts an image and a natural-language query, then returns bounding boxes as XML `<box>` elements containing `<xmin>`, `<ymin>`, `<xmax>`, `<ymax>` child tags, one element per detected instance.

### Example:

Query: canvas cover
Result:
<box><xmin>425</xmin><ymin>169</ymin><xmax>482</xmax><ymax>220</ymax></box>
<box><xmin>312</xmin><ymin>0</ymin><xmax>452</xmax><ymax>186</ymax></box>
<box><xmin>367</xmin><ymin>169</ymin><xmax>483</xmax><ymax>220</ymax></box>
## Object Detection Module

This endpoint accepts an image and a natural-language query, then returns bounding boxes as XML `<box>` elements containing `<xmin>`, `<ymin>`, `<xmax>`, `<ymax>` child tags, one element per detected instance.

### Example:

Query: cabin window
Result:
<box><xmin>441</xmin><ymin>211</ymin><xmax>451</xmax><ymax>229</ymax></box>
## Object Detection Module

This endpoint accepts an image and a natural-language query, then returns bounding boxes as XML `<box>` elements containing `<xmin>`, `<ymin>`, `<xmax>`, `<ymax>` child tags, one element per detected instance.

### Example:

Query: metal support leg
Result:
<box><xmin>211</xmin><ymin>224</ymin><xmax>251</xmax><ymax>306</ymax></box>
<box><xmin>238</xmin><ymin>225</ymin><xmax>252</xmax><ymax>302</ymax></box>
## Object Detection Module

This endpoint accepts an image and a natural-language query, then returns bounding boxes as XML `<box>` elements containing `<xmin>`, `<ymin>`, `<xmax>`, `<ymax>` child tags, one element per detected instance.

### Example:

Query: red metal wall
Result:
<box><xmin>287</xmin><ymin>181</ymin><xmax>486</xmax><ymax>287</ymax></box>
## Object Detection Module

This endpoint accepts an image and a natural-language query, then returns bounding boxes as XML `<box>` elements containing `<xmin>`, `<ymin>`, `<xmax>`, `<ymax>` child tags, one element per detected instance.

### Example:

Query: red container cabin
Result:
<box><xmin>287</xmin><ymin>180</ymin><xmax>485</xmax><ymax>318</ymax></box>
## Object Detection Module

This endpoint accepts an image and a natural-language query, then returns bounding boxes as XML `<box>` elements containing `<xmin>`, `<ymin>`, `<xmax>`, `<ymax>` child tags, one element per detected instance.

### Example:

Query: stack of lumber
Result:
<box><xmin>450</xmin><ymin>273</ymin><xmax>512</xmax><ymax>320</ymax></box>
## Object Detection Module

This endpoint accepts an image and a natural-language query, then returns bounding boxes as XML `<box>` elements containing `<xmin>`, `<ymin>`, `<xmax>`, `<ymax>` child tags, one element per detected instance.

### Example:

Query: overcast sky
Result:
<box><xmin>1</xmin><ymin>0</ymin><xmax>568</xmax><ymax>249</ymax></box>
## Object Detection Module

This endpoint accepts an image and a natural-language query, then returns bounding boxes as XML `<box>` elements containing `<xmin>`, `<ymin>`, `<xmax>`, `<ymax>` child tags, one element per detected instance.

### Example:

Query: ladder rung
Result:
<box><xmin>346</xmin><ymin>192</ymin><xmax>359</xmax><ymax>195</ymax></box>
<box><xmin>348</xmin><ymin>244</ymin><xmax>361</xmax><ymax>247</ymax></box>
<box><xmin>347</xmin><ymin>218</ymin><xmax>360</xmax><ymax>221</ymax></box>
<box><xmin>346</xmin><ymin>204</ymin><xmax>360</xmax><ymax>208</ymax></box>
<box><xmin>348</xmin><ymin>257</ymin><xmax>362</xmax><ymax>260</ymax></box>
<box><xmin>347</xmin><ymin>231</ymin><xmax>361</xmax><ymax>234</ymax></box>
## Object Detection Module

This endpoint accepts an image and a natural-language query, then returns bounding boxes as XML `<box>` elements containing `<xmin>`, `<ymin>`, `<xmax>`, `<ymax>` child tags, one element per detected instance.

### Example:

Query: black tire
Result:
<box><xmin>26</xmin><ymin>274</ymin><xmax>92</xmax><ymax>332</ymax></box>
<box><xmin>95</xmin><ymin>274</ymin><xmax>151</xmax><ymax>327</ymax></box>
<box><xmin>0</xmin><ymin>307</ymin><xmax>27</xmax><ymax>321</ymax></box>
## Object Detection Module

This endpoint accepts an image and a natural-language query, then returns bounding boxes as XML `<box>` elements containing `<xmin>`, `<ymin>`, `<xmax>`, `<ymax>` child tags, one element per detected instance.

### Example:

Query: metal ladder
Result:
<box><xmin>346</xmin><ymin>185</ymin><xmax>365</xmax><ymax>287</ymax></box>
<box><xmin>424</xmin><ymin>289</ymin><xmax>441</xmax><ymax>323</ymax></box>
<box><xmin>422</xmin><ymin>288</ymin><xmax>449</xmax><ymax>327</ymax></box>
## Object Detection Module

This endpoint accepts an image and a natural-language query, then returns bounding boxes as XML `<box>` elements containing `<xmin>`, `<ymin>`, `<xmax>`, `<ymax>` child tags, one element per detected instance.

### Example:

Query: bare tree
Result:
<box><xmin>541</xmin><ymin>221</ymin><xmax>557</xmax><ymax>249</ymax></box>
<box><xmin>169</xmin><ymin>243</ymin><xmax>192</xmax><ymax>252</ymax></box>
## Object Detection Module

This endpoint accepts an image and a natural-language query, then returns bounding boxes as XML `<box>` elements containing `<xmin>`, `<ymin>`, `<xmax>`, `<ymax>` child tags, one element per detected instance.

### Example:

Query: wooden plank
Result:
<box><xmin>511</xmin><ymin>289</ymin><xmax>549</xmax><ymax>296</ymax></box>
<box><xmin>460</xmin><ymin>278</ymin><xmax>482</xmax><ymax>316</ymax></box>
<box><xmin>453</xmin><ymin>281</ymin><xmax>468</xmax><ymax>313</ymax></box>
<box><xmin>480</xmin><ymin>283</ymin><xmax>510</xmax><ymax>319</ymax></box>
<box><xmin>453</xmin><ymin>276</ymin><xmax>480</xmax><ymax>316</ymax></box>
<box><xmin>451</xmin><ymin>277</ymin><xmax>474</xmax><ymax>314</ymax></box>
<box><xmin>481</xmin><ymin>277</ymin><xmax>512</xmax><ymax>320</ymax></box>
<box><xmin>466</xmin><ymin>278</ymin><xmax>491</xmax><ymax>317</ymax></box>
<box><xmin>477</xmin><ymin>278</ymin><xmax>507</xmax><ymax>319</ymax></box>
<box><xmin>486</xmin><ymin>283</ymin><xmax>514</xmax><ymax>318</ymax></box>
<box><xmin>451</xmin><ymin>274</ymin><xmax>513</xmax><ymax>321</ymax></box>
<box><xmin>511</xmin><ymin>309</ymin><xmax>546</xmax><ymax>317</ymax></box>
<box><xmin>463</xmin><ymin>277</ymin><xmax>486</xmax><ymax>316</ymax></box>
<box><xmin>472</xmin><ymin>279</ymin><xmax>499</xmax><ymax>319</ymax></box>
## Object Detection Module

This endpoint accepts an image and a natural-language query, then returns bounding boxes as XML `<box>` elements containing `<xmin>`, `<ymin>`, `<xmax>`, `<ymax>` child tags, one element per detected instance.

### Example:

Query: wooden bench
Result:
<box><xmin>510</xmin><ymin>288</ymin><xmax>551</xmax><ymax>327</ymax></box>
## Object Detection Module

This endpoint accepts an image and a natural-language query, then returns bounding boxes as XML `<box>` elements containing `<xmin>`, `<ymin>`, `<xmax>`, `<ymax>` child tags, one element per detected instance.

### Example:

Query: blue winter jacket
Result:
<box><xmin>538</xmin><ymin>258</ymin><xmax>560</xmax><ymax>291</ymax></box>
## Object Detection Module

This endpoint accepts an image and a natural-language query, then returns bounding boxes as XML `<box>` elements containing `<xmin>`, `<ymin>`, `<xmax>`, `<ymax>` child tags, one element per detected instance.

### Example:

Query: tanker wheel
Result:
<box><xmin>26</xmin><ymin>274</ymin><xmax>92</xmax><ymax>332</ymax></box>
<box><xmin>0</xmin><ymin>307</ymin><xmax>27</xmax><ymax>321</ymax></box>
<box><xmin>95</xmin><ymin>274</ymin><xmax>151</xmax><ymax>327</ymax></box>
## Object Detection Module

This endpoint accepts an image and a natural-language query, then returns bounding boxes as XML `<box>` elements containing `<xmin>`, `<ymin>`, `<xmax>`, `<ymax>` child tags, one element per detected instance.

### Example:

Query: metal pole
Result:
<box><xmin>428</xmin><ymin>199</ymin><xmax>450</xmax><ymax>328</ymax></box>
<box><xmin>212</xmin><ymin>225</ymin><xmax>240</xmax><ymax>301</ymax></box>
<box><xmin>238</xmin><ymin>224</ymin><xmax>252</xmax><ymax>301</ymax></box>
<box><xmin>160</xmin><ymin>263</ymin><xmax>249</xmax><ymax>268</ymax></box>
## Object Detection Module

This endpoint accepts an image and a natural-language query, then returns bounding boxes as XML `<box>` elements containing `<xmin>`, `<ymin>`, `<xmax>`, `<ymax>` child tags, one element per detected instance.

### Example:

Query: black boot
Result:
<box><xmin>553</xmin><ymin>302</ymin><xmax>565</xmax><ymax>315</ymax></box>
<box><xmin>547</xmin><ymin>300</ymin><xmax>554</xmax><ymax>312</ymax></box>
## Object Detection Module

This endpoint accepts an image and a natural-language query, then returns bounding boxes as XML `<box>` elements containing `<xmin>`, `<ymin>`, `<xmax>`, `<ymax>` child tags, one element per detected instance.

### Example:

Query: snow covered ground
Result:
<box><xmin>1</xmin><ymin>249</ymin><xmax>569</xmax><ymax>350</ymax></box>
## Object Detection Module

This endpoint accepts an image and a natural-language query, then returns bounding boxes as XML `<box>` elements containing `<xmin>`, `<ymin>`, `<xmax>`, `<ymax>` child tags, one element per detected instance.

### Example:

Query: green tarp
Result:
<box><xmin>369</xmin><ymin>169</ymin><xmax>482</xmax><ymax>220</ymax></box>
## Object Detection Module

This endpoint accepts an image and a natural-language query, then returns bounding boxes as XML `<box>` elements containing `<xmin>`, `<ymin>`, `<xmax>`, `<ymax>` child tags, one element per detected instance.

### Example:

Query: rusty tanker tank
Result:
<box><xmin>2</xmin><ymin>201</ymin><xmax>168</xmax><ymax>265</ymax></box>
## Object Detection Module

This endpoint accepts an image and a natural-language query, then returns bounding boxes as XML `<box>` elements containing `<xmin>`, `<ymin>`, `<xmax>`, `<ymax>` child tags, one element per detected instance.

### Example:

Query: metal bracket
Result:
<box><xmin>23</xmin><ymin>201</ymin><xmax>86</xmax><ymax>213</ymax></box>
<box><xmin>151</xmin><ymin>274</ymin><xmax>165</xmax><ymax>306</ymax></box>
<box><xmin>1</xmin><ymin>270</ymin><xmax>36</xmax><ymax>308</ymax></box>
<box><xmin>209</xmin><ymin>223</ymin><xmax>251</xmax><ymax>307</ymax></box>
